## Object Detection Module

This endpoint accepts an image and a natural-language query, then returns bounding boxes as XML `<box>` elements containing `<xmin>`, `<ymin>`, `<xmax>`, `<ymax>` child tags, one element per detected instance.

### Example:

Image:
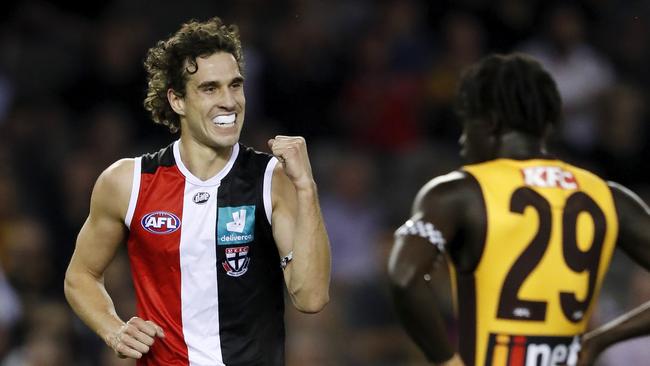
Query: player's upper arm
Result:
<box><xmin>388</xmin><ymin>171</ymin><xmax>469</xmax><ymax>288</ymax></box>
<box><xmin>609</xmin><ymin>181</ymin><xmax>650</xmax><ymax>270</ymax></box>
<box><xmin>66</xmin><ymin>159</ymin><xmax>134</xmax><ymax>280</ymax></box>
<box><xmin>270</xmin><ymin>162</ymin><xmax>297</xmax><ymax>266</ymax></box>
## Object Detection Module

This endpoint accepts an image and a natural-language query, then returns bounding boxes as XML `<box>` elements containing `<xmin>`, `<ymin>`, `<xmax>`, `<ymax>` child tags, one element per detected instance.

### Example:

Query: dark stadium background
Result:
<box><xmin>0</xmin><ymin>0</ymin><xmax>648</xmax><ymax>365</ymax></box>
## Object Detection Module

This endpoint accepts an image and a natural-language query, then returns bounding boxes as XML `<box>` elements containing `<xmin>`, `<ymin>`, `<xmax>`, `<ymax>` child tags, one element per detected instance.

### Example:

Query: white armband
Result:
<box><xmin>395</xmin><ymin>219</ymin><xmax>446</xmax><ymax>252</ymax></box>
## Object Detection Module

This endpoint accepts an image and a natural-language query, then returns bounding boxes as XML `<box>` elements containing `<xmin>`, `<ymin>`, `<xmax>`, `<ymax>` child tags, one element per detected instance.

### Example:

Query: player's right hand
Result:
<box><xmin>108</xmin><ymin>317</ymin><xmax>165</xmax><ymax>359</ymax></box>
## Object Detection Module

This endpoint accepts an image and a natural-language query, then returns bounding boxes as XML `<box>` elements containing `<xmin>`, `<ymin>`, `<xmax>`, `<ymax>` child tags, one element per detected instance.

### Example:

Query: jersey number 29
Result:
<box><xmin>496</xmin><ymin>187</ymin><xmax>606</xmax><ymax>323</ymax></box>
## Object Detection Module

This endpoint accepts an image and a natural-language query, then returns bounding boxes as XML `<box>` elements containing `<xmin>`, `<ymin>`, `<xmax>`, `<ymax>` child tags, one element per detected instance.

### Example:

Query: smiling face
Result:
<box><xmin>168</xmin><ymin>51</ymin><xmax>245</xmax><ymax>151</ymax></box>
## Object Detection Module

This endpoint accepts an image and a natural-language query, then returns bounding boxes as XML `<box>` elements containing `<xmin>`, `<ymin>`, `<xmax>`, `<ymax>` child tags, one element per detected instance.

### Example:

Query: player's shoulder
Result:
<box><xmin>413</xmin><ymin>170</ymin><xmax>482</xmax><ymax>213</ymax></box>
<box><xmin>235</xmin><ymin>143</ymin><xmax>276</xmax><ymax>173</ymax></box>
<box><xmin>559</xmin><ymin>160</ymin><xmax>608</xmax><ymax>183</ymax></box>
<box><xmin>238</xmin><ymin>143</ymin><xmax>274</xmax><ymax>161</ymax></box>
<box><xmin>417</xmin><ymin>170</ymin><xmax>479</xmax><ymax>197</ymax></box>
<box><xmin>94</xmin><ymin>159</ymin><xmax>134</xmax><ymax>201</ymax></box>
<box><xmin>101</xmin><ymin>158</ymin><xmax>134</xmax><ymax>183</ymax></box>
<box><xmin>607</xmin><ymin>181</ymin><xmax>649</xmax><ymax>212</ymax></box>
<box><xmin>139</xmin><ymin>142</ymin><xmax>176</xmax><ymax>173</ymax></box>
<box><xmin>554</xmin><ymin>161</ymin><xmax>632</xmax><ymax>202</ymax></box>
<box><xmin>422</xmin><ymin>170</ymin><xmax>469</xmax><ymax>187</ymax></box>
<box><xmin>89</xmin><ymin>159</ymin><xmax>135</xmax><ymax>218</ymax></box>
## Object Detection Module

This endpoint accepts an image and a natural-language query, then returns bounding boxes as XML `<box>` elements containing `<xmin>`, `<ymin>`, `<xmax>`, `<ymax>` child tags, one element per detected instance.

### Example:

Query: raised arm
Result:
<box><xmin>268</xmin><ymin>136</ymin><xmax>331</xmax><ymax>313</ymax></box>
<box><xmin>577</xmin><ymin>182</ymin><xmax>650</xmax><ymax>365</ymax></box>
<box><xmin>64</xmin><ymin>159</ymin><xmax>164</xmax><ymax>359</ymax></box>
<box><xmin>387</xmin><ymin>171</ymin><xmax>480</xmax><ymax>366</ymax></box>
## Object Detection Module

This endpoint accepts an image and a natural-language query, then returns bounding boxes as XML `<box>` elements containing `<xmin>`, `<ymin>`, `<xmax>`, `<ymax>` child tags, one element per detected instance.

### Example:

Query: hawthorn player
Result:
<box><xmin>388</xmin><ymin>53</ymin><xmax>650</xmax><ymax>366</ymax></box>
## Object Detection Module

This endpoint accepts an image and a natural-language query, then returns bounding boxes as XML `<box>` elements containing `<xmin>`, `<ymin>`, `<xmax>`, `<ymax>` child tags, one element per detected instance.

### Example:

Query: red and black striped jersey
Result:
<box><xmin>125</xmin><ymin>141</ymin><xmax>284</xmax><ymax>366</ymax></box>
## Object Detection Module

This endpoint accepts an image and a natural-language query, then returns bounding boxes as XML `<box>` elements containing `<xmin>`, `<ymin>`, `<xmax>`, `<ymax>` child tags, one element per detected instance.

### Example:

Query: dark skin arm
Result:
<box><xmin>610</xmin><ymin>182</ymin><xmax>650</xmax><ymax>267</ymax></box>
<box><xmin>577</xmin><ymin>182</ymin><xmax>650</xmax><ymax>366</ymax></box>
<box><xmin>387</xmin><ymin>171</ymin><xmax>485</xmax><ymax>365</ymax></box>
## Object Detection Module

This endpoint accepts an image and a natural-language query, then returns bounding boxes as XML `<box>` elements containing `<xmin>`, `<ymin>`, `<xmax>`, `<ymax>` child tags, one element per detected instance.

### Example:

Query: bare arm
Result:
<box><xmin>609</xmin><ymin>182</ymin><xmax>650</xmax><ymax>269</ymax></box>
<box><xmin>388</xmin><ymin>234</ymin><xmax>457</xmax><ymax>365</ymax></box>
<box><xmin>387</xmin><ymin>172</ymin><xmax>473</xmax><ymax>366</ymax></box>
<box><xmin>64</xmin><ymin>159</ymin><xmax>163</xmax><ymax>359</ymax></box>
<box><xmin>578</xmin><ymin>182</ymin><xmax>650</xmax><ymax>365</ymax></box>
<box><xmin>579</xmin><ymin>301</ymin><xmax>650</xmax><ymax>366</ymax></box>
<box><xmin>268</xmin><ymin>136</ymin><xmax>331</xmax><ymax>313</ymax></box>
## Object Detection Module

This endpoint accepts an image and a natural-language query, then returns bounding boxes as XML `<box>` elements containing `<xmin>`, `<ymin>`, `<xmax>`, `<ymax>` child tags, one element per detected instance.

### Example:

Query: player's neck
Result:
<box><xmin>496</xmin><ymin>131</ymin><xmax>549</xmax><ymax>160</ymax></box>
<box><xmin>178</xmin><ymin>137</ymin><xmax>233</xmax><ymax>180</ymax></box>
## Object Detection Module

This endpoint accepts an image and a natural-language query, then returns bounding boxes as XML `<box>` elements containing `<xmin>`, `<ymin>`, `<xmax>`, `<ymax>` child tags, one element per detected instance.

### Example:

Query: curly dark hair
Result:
<box><xmin>455</xmin><ymin>53</ymin><xmax>562</xmax><ymax>138</ymax></box>
<box><xmin>143</xmin><ymin>17</ymin><xmax>244</xmax><ymax>133</ymax></box>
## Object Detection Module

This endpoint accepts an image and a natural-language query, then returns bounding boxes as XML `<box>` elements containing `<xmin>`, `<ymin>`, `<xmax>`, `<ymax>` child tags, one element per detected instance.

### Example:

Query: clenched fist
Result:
<box><xmin>268</xmin><ymin>136</ymin><xmax>315</xmax><ymax>191</ymax></box>
<box><xmin>107</xmin><ymin>317</ymin><xmax>165</xmax><ymax>359</ymax></box>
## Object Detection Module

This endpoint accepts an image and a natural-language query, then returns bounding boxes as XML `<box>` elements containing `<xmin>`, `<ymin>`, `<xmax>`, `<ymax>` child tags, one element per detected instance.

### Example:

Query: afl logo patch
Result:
<box><xmin>193</xmin><ymin>192</ymin><xmax>210</xmax><ymax>204</ymax></box>
<box><xmin>141</xmin><ymin>211</ymin><xmax>181</xmax><ymax>234</ymax></box>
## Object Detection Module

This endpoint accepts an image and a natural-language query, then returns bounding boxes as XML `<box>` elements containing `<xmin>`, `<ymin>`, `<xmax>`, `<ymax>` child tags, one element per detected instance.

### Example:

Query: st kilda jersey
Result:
<box><xmin>124</xmin><ymin>141</ymin><xmax>284</xmax><ymax>366</ymax></box>
<box><xmin>455</xmin><ymin>159</ymin><xmax>618</xmax><ymax>366</ymax></box>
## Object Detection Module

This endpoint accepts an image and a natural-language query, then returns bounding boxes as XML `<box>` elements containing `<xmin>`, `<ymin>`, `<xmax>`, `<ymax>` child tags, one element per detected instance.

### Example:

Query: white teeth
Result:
<box><xmin>213</xmin><ymin>114</ymin><xmax>236</xmax><ymax>125</ymax></box>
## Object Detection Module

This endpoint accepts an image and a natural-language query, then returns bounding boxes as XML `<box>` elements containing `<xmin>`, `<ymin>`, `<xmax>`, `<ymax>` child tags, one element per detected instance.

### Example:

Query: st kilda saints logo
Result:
<box><xmin>141</xmin><ymin>211</ymin><xmax>181</xmax><ymax>234</ymax></box>
<box><xmin>222</xmin><ymin>246</ymin><xmax>251</xmax><ymax>277</ymax></box>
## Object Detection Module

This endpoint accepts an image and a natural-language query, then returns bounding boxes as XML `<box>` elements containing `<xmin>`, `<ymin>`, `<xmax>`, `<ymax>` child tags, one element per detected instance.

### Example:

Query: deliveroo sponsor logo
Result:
<box><xmin>217</xmin><ymin>205</ymin><xmax>255</xmax><ymax>245</ymax></box>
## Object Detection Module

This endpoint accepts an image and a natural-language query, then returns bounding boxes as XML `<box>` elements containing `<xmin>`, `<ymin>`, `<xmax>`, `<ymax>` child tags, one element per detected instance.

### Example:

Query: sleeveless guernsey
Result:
<box><xmin>124</xmin><ymin>141</ymin><xmax>284</xmax><ymax>366</ymax></box>
<box><xmin>456</xmin><ymin>159</ymin><xmax>618</xmax><ymax>366</ymax></box>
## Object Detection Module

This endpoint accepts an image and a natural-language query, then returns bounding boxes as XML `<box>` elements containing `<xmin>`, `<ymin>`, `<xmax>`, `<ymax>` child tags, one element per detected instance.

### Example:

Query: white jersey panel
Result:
<box><xmin>124</xmin><ymin>157</ymin><xmax>142</xmax><ymax>228</ymax></box>
<box><xmin>179</xmin><ymin>181</ymin><xmax>224</xmax><ymax>366</ymax></box>
<box><xmin>263</xmin><ymin>157</ymin><xmax>278</xmax><ymax>225</ymax></box>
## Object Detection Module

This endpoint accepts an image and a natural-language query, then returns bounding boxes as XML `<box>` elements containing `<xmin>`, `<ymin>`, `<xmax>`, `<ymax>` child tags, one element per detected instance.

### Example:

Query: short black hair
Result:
<box><xmin>455</xmin><ymin>53</ymin><xmax>562</xmax><ymax>137</ymax></box>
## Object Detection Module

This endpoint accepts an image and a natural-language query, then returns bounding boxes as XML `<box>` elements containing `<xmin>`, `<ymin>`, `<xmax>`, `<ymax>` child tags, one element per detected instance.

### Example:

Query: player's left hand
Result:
<box><xmin>268</xmin><ymin>136</ymin><xmax>315</xmax><ymax>191</ymax></box>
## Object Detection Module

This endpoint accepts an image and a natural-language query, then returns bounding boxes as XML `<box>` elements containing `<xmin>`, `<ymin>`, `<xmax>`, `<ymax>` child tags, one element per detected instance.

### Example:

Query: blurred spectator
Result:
<box><xmin>2</xmin><ymin>98</ymin><xmax>72</xmax><ymax>221</ymax></box>
<box><xmin>262</xmin><ymin>0</ymin><xmax>343</xmax><ymax>139</ymax></box>
<box><xmin>487</xmin><ymin>0</ymin><xmax>542</xmax><ymax>50</ymax></box>
<box><xmin>2</xmin><ymin>216</ymin><xmax>56</xmax><ymax>302</ymax></box>
<box><xmin>337</xmin><ymin>28</ymin><xmax>424</xmax><ymax>151</ymax></box>
<box><xmin>0</xmin><ymin>264</ymin><xmax>21</xmax><ymax>361</ymax></box>
<box><xmin>285</xmin><ymin>304</ymin><xmax>345</xmax><ymax>366</ymax></box>
<box><xmin>521</xmin><ymin>3</ymin><xmax>615</xmax><ymax>152</ymax></box>
<box><xmin>63</xmin><ymin>13</ymin><xmax>152</xmax><ymax>124</ymax></box>
<box><xmin>0</xmin><ymin>266</ymin><xmax>20</xmax><ymax>327</ymax></box>
<box><xmin>382</xmin><ymin>0</ymin><xmax>433</xmax><ymax>73</ymax></box>
<box><xmin>424</xmin><ymin>11</ymin><xmax>484</xmax><ymax>139</ymax></box>
<box><xmin>98</xmin><ymin>250</ymin><xmax>136</xmax><ymax>366</ymax></box>
<box><xmin>0</xmin><ymin>169</ymin><xmax>18</xmax><ymax>229</ymax></box>
<box><xmin>598</xmin><ymin>267</ymin><xmax>650</xmax><ymax>366</ymax></box>
<box><xmin>103</xmin><ymin>250</ymin><xmax>136</xmax><ymax>323</ymax></box>
<box><xmin>82</xmin><ymin>102</ymin><xmax>136</xmax><ymax>168</ymax></box>
<box><xmin>2</xmin><ymin>301</ymin><xmax>74</xmax><ymax>366</ymax></box>
<box><xmin>0</xmin><ymin>75</ymin><xmax>13</xmax><ymax>124</ymax></box>
<box><xmin>320</xmin><ymin>149</ymin><xmax>383</xmax><ymax>285</ymax></box>
<box><xmin>604</xmin><ymin>8</ymin><xmax>650</xmax><ymax>86</ymax></box>
<box><xmin>100</xmin><ymin>347</ymin><xmax>135</xmax><ymax>366</ymax></box>
<box><xmin>4</xmin><ymin>1</ymin><xmax>88</xmax><ymax>99</ymax></box>
<box><xmin>592</xmin><ymin>83</ymin><xmax>649</xmax><ymax>185</ymax></box>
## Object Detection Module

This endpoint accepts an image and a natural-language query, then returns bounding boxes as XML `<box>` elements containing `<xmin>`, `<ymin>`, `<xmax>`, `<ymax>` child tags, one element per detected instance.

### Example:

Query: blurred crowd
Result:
<box><xmin>0</xmin><ymin>0</ymin><xmax>649</xmax><ymax>365</ymax></box>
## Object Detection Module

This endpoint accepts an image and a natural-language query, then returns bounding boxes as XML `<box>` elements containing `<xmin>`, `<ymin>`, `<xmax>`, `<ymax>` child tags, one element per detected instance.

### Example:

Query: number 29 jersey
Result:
<box><xmin>457</xmin><ymin>159</ymin><xmax>618</xmax><ymax>366</ymax></box>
